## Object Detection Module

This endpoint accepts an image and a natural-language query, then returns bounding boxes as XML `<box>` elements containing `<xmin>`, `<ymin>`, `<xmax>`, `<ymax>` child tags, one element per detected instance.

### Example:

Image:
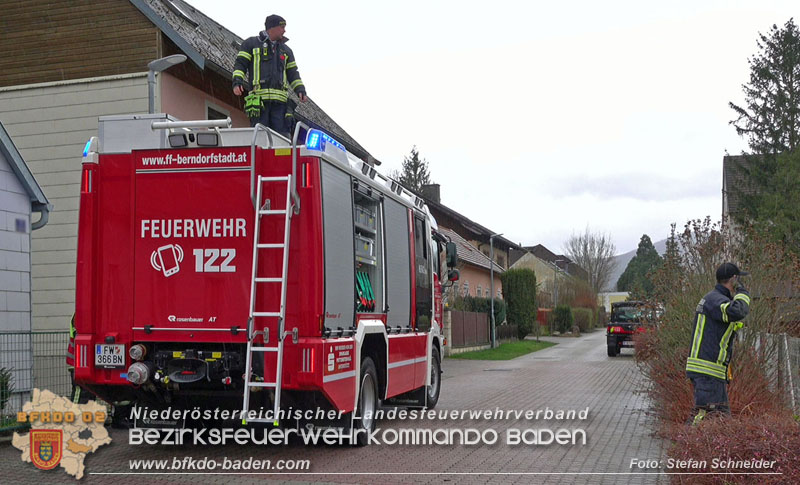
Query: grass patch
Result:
<box><xmin>449</xmin><ymin>340</ymin><xmax>556</xmax><ymax>360</ymax></box>
<box><xmin>0</xmin><ymin>414</ymin><xmax>28</xmax><ymax>434</ymax></box>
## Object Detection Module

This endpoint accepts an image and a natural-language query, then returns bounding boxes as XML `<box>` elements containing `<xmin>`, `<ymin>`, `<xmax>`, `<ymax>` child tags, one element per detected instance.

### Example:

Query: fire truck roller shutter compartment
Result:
<box><xmin>384</xmin><ymin>198</ymin><xmax>412</xmax><ymax>329</ymax></box>
<box><xmin>321</xmin><ymin>162</ymin><xmax>356</xmax><ymax>331</ymax></box>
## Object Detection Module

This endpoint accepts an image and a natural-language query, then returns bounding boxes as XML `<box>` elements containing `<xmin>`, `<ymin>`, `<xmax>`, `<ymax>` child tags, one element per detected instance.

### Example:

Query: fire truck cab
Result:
<box><xmin>73</xmin><ymin>114</ymin><xmax>458</xmax><ymax>437</ymax></box>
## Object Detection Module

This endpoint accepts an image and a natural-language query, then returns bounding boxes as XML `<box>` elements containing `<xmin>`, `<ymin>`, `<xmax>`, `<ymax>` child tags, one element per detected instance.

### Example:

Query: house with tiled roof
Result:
<box><xmin>0</xmin><ymin>0</ymin><xmax>378</xmax><ymax>329</ymax></box>
<box><xmin>511</xmin><ymin>244</ymin><xmax>588</xmax><ymax>281</ymax></box>
<box><xmin>416</xmin><ymin>184</ymin><xmax>520</xmax><ymax>301</ymax></box>
<box><xmin>438</xmin><ymin>227</ymin><xmax>504</xmax><ymax>300</ymax></box>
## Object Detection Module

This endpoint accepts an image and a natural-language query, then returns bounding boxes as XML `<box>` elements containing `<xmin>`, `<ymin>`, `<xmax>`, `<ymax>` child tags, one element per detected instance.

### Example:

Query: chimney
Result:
<box><xmin>421</xmin><ymin>184</ymin><xmax>440</xmax><ymax>204</ymax></box>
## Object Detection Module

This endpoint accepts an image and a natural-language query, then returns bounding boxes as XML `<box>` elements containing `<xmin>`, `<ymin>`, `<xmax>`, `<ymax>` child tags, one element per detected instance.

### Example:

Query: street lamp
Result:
<box><xmin>552</xmin><ymin>259</ymin><xmax>567</xmax><ymax>335</ymax></box>
<box><xmin>552</xmin><ymin>259</ymin><xmax>568</xmax><ymax>306</ymax></box>
<box><xmin>489</xmin><ymin>233</ymin><xmax>503</xmax><ymax>348</ymax></box>
<box><xmin>148</xmin><ymin>54</ymin><xmax>187</xmax><ymax>114</ymax></box>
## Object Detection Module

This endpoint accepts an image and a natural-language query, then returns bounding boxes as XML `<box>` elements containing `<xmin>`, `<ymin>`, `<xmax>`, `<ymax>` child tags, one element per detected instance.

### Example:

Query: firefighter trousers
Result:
<box><xmin>687</xmin><ymin>375</ymin><xmax>730</xmax><ymax>424</ymax></box>
<box><xmin>249</xmin><ymin>100</ymin><xmax>290</xmax><ymax>137</ymax></box>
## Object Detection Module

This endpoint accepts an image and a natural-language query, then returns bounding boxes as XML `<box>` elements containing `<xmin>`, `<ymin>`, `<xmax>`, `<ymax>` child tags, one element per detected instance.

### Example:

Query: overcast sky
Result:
<box><xmin>185</xmin><ymin>0</ymin><xmax>797</xmax><ymax>254</ymax></box>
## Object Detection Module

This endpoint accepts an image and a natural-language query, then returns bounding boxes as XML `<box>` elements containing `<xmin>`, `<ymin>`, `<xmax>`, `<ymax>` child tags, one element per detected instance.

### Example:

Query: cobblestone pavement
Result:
<box><xmin>1</xmin><ymin>330</ymin><xmax>666</xmax><ymax>484</ymax></box>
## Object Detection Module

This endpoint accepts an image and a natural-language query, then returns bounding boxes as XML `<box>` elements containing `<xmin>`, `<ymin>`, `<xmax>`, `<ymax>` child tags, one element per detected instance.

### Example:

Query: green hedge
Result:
<box><xmin>572</xmin><ymin>308</ymin><xmax>593</xmax><ymax>333</ymax></box>
<box><xmin>451</xmin><ymin>296</ymin><xmax>507</xmax><ymax>327</ymax></box>
<box><xmin>553</xmin><ymin>305</ymin><xmax>574</xmax><ymax>334</ymax></box>
<box><xmin>596</xmin><ymin>307</ymin><xmax>607</xmax><ymax>327</ymax></box>
<box><xmin>500</xmin><ymin>268</ymin><xmax>537</xmax><ymax>340</ymax></box>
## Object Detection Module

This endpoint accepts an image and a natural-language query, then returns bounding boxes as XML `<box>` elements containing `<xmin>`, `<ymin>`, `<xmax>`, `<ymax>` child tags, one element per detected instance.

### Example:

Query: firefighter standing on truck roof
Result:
<box><xmin>686</xmin><ymin>263</ymin><xmax>751</xmax><ymax>425</ymax></box>
<box><xmin>232</xmin><ymin>14</ymin><xmax>307</xmax><ymax>137</ymax></box>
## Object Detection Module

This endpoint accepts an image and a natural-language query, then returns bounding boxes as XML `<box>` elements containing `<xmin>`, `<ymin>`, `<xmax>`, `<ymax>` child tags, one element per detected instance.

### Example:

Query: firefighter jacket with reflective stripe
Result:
<box><xmin>686</xmin><ymin>284</ymin><xmax>750</xmax><ymax>381</ymax></box>
<box><xmin>232</xmin><ymin>32</ymin><xmax>305</xmax><ymax>103</ymax></box>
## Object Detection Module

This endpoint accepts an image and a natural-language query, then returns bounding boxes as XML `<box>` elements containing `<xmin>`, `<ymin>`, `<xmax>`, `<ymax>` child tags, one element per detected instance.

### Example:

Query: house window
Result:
<box><xmin>477</xmin><ymin>285</ymin><xmax>482</xmax><ymax>297</ymax></box>
<box><xmin>463</xmin><ymin>280</ymin><xmax>470</xmax><ymax>297</ymax></box>
<box><xmin>497</xmin><ymin>289</ymin><xmax>501</xmax><ymax>299</ymax></box>
<box><xmin>206</xmin><ymin>101</ymin><xmax>230</xmax><ymax>121</ymax></box>
<box><xmin>486</xmin><ymin>288</ymin><xmax>491</xmax><ymax>298</ymax></box>
<box><xmin>453</xmin><ymin>283</ymin><xmax>459</xmax><ymax>298</ymax></box>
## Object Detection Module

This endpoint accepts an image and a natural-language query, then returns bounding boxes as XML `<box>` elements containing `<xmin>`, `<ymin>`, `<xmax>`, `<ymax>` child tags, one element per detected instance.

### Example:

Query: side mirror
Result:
<box><xmin>448</xmin><ymin>269</ymin><xmax>460</xmax><ymax>282</ymax></box>
<box><xmin>446</xmin><ymin>242</ymin><xmax>458</xmax><ymax>268</ymax></box>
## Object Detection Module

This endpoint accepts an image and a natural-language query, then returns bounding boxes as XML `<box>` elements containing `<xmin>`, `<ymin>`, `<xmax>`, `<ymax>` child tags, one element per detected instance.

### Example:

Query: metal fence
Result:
<box><xmin>746</xmin><ymin>331</ymin><xmax>800</xmax><ymax>415</ymax></box>
<box><xmin>0</xmin><ymin>331</ymin><xmax>71</xmax><ymax>432</ymax></box>
<box><xmin>496</xmin><ymin>324</ymin><xmax>519</xmax><ymax>342</ymax></box>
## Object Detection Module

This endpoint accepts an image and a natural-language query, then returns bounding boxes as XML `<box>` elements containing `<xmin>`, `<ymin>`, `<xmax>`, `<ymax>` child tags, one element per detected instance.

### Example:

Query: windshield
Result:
<box><xmin>611</xmin><ymin>306</ymin><xmax>643</xmax><ymax>323</ymax></box>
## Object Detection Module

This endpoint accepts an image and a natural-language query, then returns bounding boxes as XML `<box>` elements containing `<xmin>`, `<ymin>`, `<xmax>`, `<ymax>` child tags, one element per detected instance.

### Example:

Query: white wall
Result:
<box><xmin>0</xmin><ymin>148</ymin><xmax>33</xmax><ymax>412</ymax></box>
<box><xmin>0</xmin><ymin>152</ymin><xmax>31</xmax><ymax>331</ymax></box>
<box><xmin>0</xmin><ymin>74</ymin><xmax>149</xmax><ymax>330</ymax></box>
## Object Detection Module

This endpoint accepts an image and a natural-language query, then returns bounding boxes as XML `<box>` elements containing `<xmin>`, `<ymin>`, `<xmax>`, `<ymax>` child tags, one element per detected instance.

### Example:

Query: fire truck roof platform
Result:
<box><xmin>92</xmin><ymin>113</ymin><xmax>437</xmax><ymax>228</ymax></box>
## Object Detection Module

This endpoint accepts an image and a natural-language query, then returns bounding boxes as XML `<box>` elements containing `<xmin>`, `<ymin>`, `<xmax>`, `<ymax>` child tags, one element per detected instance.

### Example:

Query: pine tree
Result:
<box><xmin>729</xmin><ymin>19</ymin><xmax>800</xmax><ymax>155</ymax></box>
<box><xmin>617</xmin><ymin>235</ymin><xmax>663</xmax><ymax>297</ymax></box>
<box><xmin>729</xmin><ymin>19</ymin><xmax>800</xmax><ymax>252</ymax></box>
<box><xmin>398</xmin><ymin>146</ymin><xmax>432</xmax><ymax>192</ymax></box>
<box><xmin>746</xmin><ymin>150</ymin><xmax>800</xmax><ymax>252</ymax></box>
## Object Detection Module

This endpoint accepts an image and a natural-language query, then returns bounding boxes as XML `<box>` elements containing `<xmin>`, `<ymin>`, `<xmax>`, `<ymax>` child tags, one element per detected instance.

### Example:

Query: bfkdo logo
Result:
<box><xmin>30</xmin><ymin>429</ymin><xmax>63</xmax><ymax>470</ymax></box>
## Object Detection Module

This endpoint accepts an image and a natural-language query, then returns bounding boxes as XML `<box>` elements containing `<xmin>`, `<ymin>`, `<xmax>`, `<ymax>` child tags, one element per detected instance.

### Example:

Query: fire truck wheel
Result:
<box><xmin>426</xmin><ymin>347</ymin><xmax>441</xmax><ymax>409</ymax></box>
<box><xmin>354</xmin><ymin>357</ymin><xmax>378</xmax><ymax>446</ymax></box>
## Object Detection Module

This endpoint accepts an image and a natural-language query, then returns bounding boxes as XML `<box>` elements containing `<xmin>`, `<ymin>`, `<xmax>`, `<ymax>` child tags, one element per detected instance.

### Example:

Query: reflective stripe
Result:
<box><xmin>717</xmin><ymin>321</ymin><xmax>737</xmax><ymax>365</ymax></box>
<box><xmin>289</xmin><ymin>79</ymin><xmax>304</xmax><ymax>90</ymax></box>
<box><xmin>233</xmin><ymin>69</ymin><xmax>246</xmax><ymax>80</ymax></box>
<box><xmin>686</xmin><ymin>365</ymin><xmax>726</xmax><ymax>379</ymax></box>
<box><xmin>733</xmin><ymin>293</ymin><xmax>750</xmax><ymax>305</ymax></box>
<box><xmin>690</xmin><ymin>314</ymin><xmax>705</xmax><ymax>358</ymax></box>
<box><xmin>686</xmin><ymin>357</ymin><xmax>727</xmax><ymax>379</ymax></box>
<box><xmin>252</xmin><ymin>88</ymin><xmax>288</xmax><ymax>102</ymax></box>
<box><xmin>237</xmin><ymin>51</ymin><xmax>252</xmax><ymax>61</ymax></box>
<box><xmin>253</xmin><ymin>48</ymin><xmax>261</xmax><ymax>87</ymax></box>
<box><xmin>286</xmin><ymin>61</ymin><xmax>297</xmax><ymax>69</ymax></box>
<box><xmin>720</xmin><ymin>302</ymin><xmax>730</xmax><ymax>323</ymax></box>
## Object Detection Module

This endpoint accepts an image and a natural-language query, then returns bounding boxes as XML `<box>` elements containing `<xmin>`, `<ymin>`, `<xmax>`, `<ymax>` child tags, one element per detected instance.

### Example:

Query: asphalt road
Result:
<box><xmin>1</xmin><ymin>330</ymin><xmax>665</xmax><ymax>484</ymax></box>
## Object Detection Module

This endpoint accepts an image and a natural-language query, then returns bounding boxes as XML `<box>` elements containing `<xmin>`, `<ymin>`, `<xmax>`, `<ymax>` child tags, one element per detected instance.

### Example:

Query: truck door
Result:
<box><xmin>413</xmin><ymin>216</ymin><xmax>432</xmax><ymax>331</ymax></box>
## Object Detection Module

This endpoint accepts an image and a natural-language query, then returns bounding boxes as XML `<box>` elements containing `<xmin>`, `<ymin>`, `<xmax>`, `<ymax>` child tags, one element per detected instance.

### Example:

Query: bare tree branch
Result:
<box><xmin>564</xmin><ymin>227</ymin><xmax>618</xmax><ymax>294</ymax></box>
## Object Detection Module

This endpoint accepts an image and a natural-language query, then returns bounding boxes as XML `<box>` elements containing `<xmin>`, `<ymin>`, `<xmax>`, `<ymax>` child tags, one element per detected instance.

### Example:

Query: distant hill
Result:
<box><xmin>604</xmin><ymin>238</ymin><xmax>668</xmax><ymax>292</ymax></box>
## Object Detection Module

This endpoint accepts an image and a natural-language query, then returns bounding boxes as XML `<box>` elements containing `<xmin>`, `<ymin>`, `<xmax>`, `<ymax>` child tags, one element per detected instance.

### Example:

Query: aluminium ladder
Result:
<box><xmin>241</xmin><ymin>174</ymin><xmax>294</xmax><ymax>425</ymax></box>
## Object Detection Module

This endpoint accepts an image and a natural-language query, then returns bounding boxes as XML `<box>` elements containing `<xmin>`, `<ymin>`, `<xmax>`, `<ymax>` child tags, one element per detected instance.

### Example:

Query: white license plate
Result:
<box><xmin>95</xmin><ymin>344</ymin><xmax>125</xmax><ymax>368</ymax></box>
<box><xmin>621</xmin><ymin>341</ymin><xmax>635</xmax><ymax>347</ymax></box>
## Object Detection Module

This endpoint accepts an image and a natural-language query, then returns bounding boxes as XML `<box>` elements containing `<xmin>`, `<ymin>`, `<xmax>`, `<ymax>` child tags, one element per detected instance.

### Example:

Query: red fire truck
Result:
<box><xmin>73</xmin><ymin>114</ymin><xmax>458</xmax><ymax>438</ymax></box>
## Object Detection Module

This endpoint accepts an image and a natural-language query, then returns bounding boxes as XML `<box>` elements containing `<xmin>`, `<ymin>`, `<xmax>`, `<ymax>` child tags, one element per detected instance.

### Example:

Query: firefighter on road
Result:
<box><xmin>686</xmin><ymin>263</ymin><xmax>751</xmax><ymax>424</ymax></box>
<box><xmin>232</xmin><ymin>14</ymin><xmax>307</xmax><ymax>136</ymax></box>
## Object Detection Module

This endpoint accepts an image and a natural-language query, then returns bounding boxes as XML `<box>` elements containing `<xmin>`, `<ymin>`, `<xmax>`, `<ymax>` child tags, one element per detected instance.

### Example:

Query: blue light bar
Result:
<box><xmin>305</xmin><ymin>129</ymin><xmax>346</xmax><ymax>153</ymax></box>
<box><xmin>306</xmin><ymin>131</ymin><xmax>322</xmax><ymax>150</ymax></box>
<box><xmin>83</xmin><ymin>139</ymin><xmax>92</xmax><ymax>157</ymax></box>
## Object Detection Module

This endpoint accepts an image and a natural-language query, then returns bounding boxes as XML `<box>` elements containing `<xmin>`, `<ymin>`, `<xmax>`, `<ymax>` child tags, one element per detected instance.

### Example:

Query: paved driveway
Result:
<box><xmin>1</xmin><ymin>330</ymin><xmax>665</xmax><ymax>484</ymax></box>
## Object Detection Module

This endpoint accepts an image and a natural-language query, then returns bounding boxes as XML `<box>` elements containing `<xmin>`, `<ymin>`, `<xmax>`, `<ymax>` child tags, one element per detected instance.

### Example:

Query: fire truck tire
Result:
<box><xmin>426</xmin><ymin>347</ymin><xmax>442</xmax><ymax>409</ymax></box>
<box><xmin>354</xmin><ymin>357</ymin><xmax>378</xmax><ymax>446</ymax></box>
<box><xmin>607</xmin><ymin>344</ymin><xmax>617</xmax><ymax>357</ymax></box>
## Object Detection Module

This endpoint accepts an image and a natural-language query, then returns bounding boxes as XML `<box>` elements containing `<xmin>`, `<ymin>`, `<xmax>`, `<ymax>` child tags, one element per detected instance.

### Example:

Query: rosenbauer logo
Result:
<box><xmin>168</xmin><ymin>315</ymin><xmax>204</xmax><ymax>323</ymax></box>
